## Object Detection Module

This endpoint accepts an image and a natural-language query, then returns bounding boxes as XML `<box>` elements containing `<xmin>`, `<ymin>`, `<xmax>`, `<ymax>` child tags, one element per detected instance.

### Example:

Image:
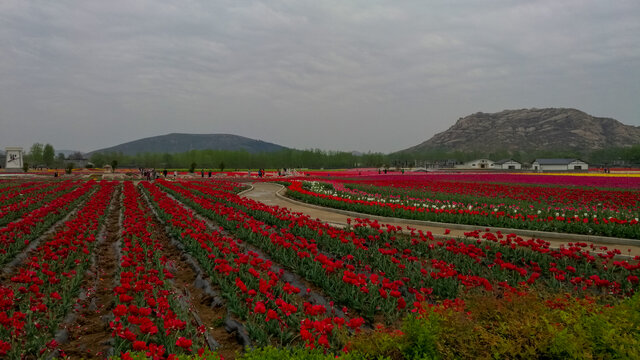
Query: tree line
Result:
<box><xmin>18</xmin><ymin>143</ymin><xmax>640</xmax><ymax>170</ymax></box>
<box><xmin>89</xmin><ymin>149</ymin><xmax>387</xmax><ymax>170</ymax></box>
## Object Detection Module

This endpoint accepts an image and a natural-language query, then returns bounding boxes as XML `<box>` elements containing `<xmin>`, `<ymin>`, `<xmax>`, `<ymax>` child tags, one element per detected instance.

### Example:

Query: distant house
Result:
<box><xmin>456</xmin><ymin>158</ymin><xmax>495</xmax><ymax>170</ymax></box>
<box><xmin>413</xmin><ymin>159</ymin><xmax>458</xmax><ymax>169</ymax></box>
<box><xmin>493</xmin><ymin>159</ymin><xmax>522</xmax><ymax>170</ymax></box>
<box><xmin>532</xmin><ymin>159</ymin><xmax>589</xmax><ymax>171</ymax></box>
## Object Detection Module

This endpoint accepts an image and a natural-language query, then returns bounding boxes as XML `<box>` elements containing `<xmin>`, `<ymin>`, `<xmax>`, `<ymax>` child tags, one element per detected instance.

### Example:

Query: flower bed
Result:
<box><xmin>285</xmin><ymin>179</ymin><xmax>640</xmax><ymax>238</ymax></box>
<box><xmin>0</xmin><ymin>180</ymin><xmax>81</xmax><ymax>226</ymax></box>
<box><xmin>111</xmin><ymin>182</ymin><xmax>210</xmax><ymax>357</ymax></box>
<box><xmin>0</xmin><ymin>181</ymin><xmax>116</xmax><ymax>358</ymax></box>
<box><xmin>159</xmin><ymin>180</ymin><xmax>639</xmax><ymax>322</ymax></box>
<box><xmin>1</xmin><ymin>177</ymin><xmax>638</xmax><ymax>359</ymax></box>
<box><xmin>142</xmin><ymin>181</ymin><xmax>364</xmax><ymax>351</ymax></box>
<box><xmin>0</xmin><ymin>180</ymin><xmax>97</xmax><ymax>267</ymax></box>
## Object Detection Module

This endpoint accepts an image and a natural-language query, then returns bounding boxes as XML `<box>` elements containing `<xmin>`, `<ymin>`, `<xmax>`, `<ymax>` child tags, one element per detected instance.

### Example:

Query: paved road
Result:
<box><xmin>242</xmin><ymin>182</ymin><xmax>640</xmax><ymax>257</ymax></box>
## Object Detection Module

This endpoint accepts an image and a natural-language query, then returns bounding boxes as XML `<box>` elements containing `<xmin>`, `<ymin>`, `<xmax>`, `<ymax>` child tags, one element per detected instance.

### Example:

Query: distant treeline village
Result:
<box><xmin>4</xmin><ymin>108</ymin><xmax>640</xmax><ymax>171</ymax></box>
<box><xmin>3</xmin><ymin>143</ymin><xmax>640</xmax><ymax>171</ymax></box>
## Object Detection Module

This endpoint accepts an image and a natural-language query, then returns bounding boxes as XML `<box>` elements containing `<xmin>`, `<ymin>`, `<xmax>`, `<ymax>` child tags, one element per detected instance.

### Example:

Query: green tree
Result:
<box><xmin>627</xmin><ymin>145</ymin><xmax>640</xmax><ymax>163</ymax></box>
<box><xmin>43</xmin><ymin>144</ymin><xmax>55</xmax><ymax>167</ymax></box>
<box><xmin>111</xmin><ymin>160</ymin><xmax>118</xmax><ymax>172</ymax></box>
<box><xmin>219</xmin><ymin>161</ymin><xmax>225</xmax><ymax>172</ymax></box>
<box><xmin>28</xmin><ymin>143</ymin><xmax>44</xmax><ymax>166</ymax></box>
<box><xmin>162</xmin><ymin>153</ymin><xmax>173</xmax><ymax>168</ymax></box>
<box><xmin>56</xmin><ymin>153</ymin><xmax>66</xmax><ymax>167</ymax></box>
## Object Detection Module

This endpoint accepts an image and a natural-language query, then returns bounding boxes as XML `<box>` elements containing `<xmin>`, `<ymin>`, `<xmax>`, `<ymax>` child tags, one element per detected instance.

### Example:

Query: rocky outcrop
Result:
<box><xmin>402</xmin><ymin>108</ymin><xmax>640</xmax><ymax>153</ymax></box>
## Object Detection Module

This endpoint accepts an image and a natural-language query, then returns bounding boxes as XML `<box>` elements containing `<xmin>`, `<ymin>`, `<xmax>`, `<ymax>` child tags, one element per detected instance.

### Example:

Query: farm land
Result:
<box><xmin>0</xmin><ymin>172</ymin><xmax>639</xmax><ymax>359</ymax></box>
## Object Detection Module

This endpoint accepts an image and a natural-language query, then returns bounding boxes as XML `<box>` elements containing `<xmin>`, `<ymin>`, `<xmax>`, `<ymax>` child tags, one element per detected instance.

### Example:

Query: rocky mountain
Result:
<box><xmin>90</xmin><ymin>133</ymin><xmax>288</xmax><ymax>155</ymax></box>
<box><xmin>401</xmin><ymin>108</ymin><xmax>640</xmax><ymax>154</ymax></box>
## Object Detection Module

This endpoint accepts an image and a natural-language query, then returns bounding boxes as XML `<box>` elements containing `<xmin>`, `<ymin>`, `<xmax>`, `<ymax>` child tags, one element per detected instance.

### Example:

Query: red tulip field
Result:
<box><xmin>1</xmin><ymin>175</ymin><xmax>639</xmax><ymax>359</ymax></box>
<box><xmin>285</xmin><ymin>175</ymin><xmax>640</xmax><ymax>238</ymax></box>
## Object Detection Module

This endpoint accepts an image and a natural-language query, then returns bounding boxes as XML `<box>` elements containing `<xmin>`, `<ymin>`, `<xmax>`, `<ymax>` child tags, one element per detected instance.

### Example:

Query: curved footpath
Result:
<box><xmin>241</xmin><ymin>182</ymin><xmax>640</xmax><ymax>257</ymax></box>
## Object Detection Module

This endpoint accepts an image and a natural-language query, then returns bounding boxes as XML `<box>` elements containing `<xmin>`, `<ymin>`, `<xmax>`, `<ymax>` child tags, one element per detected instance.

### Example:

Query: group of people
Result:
<box><xmin>135</xmin><ymin>167</ymin><xmax>302</xmax><ymax>180</ymax></box>
<box><xmin>139</xmin><ymin>168</ymin><xmax>179</xmax><ymax>180</ymax></box>
<box><xmin>139</xmin><ymin>168</ymin><xmax>157</xmax><ymax>180</ymax></box>
<box><xmin>377</xmin><ymin>168</ymin><xmax>404</xmax><ymax>174</ymax></box>
<box><xmin>248</xmin><ymin>168</ymin><xmax>293</xmax><ymax>178</ymax></box>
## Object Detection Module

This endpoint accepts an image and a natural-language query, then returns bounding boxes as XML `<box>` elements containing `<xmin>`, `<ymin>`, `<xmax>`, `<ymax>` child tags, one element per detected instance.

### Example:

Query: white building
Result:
<box><xmin>493</xmin><ymin>159</ymin><xmax>522</xmax><ymax>170</ymax></box>
<box><xmin>531</xmin><ymin>159</ymin><xmax>589</xmax><ymax>171</ymax></box>
<box><xmin>456</xmin><ymin>158</ymin><xmax>495</xmax><ymax>170</ymax></box>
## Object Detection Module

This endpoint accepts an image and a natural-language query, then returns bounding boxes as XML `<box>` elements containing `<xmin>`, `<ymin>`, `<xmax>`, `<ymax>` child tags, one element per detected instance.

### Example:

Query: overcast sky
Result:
<box><xmin>1</xmin><ymin>1</ymin><xmax>638</xmax><ymax>153</ymax></box>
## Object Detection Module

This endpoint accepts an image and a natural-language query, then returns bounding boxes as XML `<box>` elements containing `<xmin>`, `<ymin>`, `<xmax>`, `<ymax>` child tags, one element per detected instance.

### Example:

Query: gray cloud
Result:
<box><xmin>0</xmin><ymin>0</ymin><xmax>638</xmax><ymax>153</ymax></box>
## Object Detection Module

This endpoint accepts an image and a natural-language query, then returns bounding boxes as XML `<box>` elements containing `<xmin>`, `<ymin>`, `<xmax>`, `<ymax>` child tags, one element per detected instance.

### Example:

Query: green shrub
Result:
<box><xmin>110</xmin><ymin>347</ymin><xmax>383</xmax><ymax>360</ymax></box>
<box><xmin>346</xmin><ymin>292</ymin><xmax>640</xmax><ymax>359</ymax></box>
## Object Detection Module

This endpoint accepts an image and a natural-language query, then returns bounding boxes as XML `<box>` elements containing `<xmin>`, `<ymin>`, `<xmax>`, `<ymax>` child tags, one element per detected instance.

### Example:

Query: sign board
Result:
<box><xmin>5</xmin><ymin>147</ymin><xmax>24</xmax><ymax>169</ymax></box>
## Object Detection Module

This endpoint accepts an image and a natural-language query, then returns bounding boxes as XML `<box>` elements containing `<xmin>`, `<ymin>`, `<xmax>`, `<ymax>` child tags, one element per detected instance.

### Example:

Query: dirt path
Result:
<box><xmin>242</xmin><ymin>182</ymin><xmax>640</xmax><ymax>257</ymax></box>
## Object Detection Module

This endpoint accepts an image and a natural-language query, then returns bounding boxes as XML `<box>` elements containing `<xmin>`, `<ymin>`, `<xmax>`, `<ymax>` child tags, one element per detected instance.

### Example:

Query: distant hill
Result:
<box><xmin>90</xmin><ymin>133</ymin><xmax>288</xmax><ymax>155</ymax></box>
<box><xmin>400</xmin><ymin>108</ymin><xmax>640</xmax><ymax>154</ymax></box>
